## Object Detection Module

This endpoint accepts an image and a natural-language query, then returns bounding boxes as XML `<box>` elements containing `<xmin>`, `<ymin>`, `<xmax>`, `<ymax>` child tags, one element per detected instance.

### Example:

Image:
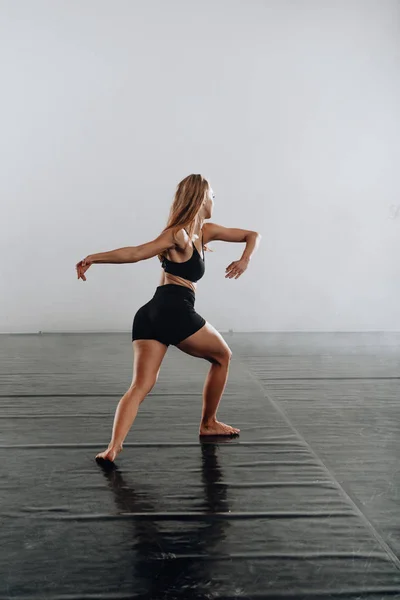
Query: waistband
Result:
<box><xmin>154</xmin><ymin>284</ymin><xmax>195</xmax><ymax>300</ymax></box>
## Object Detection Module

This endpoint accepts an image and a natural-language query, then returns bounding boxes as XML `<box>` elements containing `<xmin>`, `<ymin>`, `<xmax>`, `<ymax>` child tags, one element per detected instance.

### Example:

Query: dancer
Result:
<box><xmin>75</xmin><ymin>174</ymin><xmax>261</xmax><ymax>462</ymax></box>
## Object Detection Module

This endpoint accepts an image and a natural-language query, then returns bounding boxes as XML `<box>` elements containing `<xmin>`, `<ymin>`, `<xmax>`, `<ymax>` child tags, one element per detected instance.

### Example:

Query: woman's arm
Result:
<box><xmin>203</xmin><ymin>223</ymin><xmax>261</xmax><ymax>279</ymax></box>
<box><xmin>76</xmin><ymin>229</ymin><xmax>177</xmax><ymax>281</ymax></box>
<box><xmin>203</xmin><ymin>223</ymin><xmax>261</xmax><ymax>260</ymax></box>
<box><xmin>87</xmin><ymin>229</ymin><xmax>176</xmax><ymax>264</ymax></box>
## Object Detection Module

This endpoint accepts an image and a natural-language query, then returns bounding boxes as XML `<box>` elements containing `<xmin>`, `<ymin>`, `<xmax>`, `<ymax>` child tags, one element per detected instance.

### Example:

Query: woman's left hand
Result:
<box><xmin>225</xmin><ymin>258</ymin><xmax>249</xmax><ymax>279</ymax></box>
<box><xmin>76</xmin><ymin>256</ymin><xmax>93</xmax><ymax>281</ymax></box>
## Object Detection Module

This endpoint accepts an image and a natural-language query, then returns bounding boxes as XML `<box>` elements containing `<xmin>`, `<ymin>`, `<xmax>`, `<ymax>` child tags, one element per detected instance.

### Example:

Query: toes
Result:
<box><xmin>219</xmin><ymin>422</ymin><xmax>240</xmax><ymax>434</ymax></box>
<box><xmin>95</xmin><ymin>451</ymin><xmax>110</xmax><ymax>460</ymax></box>
<box><xmin>227</xmin><ymin>426</ymin><xmax>239</xmax><ymax>434</ymax></box>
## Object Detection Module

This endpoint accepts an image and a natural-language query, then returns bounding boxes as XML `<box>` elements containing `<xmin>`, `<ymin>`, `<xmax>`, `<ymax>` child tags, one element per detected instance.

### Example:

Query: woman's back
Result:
<box><xmin>159</xmin><ymin>227</ymin><xmax>205</xmax><ymax>290</ymax></box>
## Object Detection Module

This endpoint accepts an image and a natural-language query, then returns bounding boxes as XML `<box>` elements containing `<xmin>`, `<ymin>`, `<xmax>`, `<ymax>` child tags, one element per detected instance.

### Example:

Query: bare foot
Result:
<box><xmin>199</xmin><ymin>420</ymin><xmax>240</xmax><ymax>437</ymax></box>
<box><xmin>95</xmin><ymin>445</ymin><xmax>123</xmax><ymax>463</ymax></box>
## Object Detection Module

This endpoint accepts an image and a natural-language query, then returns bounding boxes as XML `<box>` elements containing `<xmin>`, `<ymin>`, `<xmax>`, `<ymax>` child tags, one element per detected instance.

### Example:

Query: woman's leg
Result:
<box><xmin>176</xmin><ymin>323</ymin><xmax>240</xmax><ymax>436</ymax></box>
<box><xmin>95</xmin><ymin>339</ymin><xmax>168</xmax><ymax>462</ymax></box>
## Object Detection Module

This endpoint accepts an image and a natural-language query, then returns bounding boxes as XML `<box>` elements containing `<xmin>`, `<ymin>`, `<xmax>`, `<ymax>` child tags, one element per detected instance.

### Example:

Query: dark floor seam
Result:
<box><xmin>241</xmin><ymin>361</ymin><xmax>400</xmax><ymax>572</ymax></box>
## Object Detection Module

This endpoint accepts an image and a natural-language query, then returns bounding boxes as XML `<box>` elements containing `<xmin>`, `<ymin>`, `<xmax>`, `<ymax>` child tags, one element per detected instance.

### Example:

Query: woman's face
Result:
<box><xmin>203</xmin><ymin>187</ymin><xmax>215</xmax><ymax>219</ymax></box>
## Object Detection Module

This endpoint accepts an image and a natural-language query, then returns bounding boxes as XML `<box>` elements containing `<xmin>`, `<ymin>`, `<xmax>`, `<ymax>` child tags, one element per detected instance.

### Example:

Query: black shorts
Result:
<box><xmin>132</xmin><ymin>284</ymin><xmax>206</xmax><ymax>347</ymax></box>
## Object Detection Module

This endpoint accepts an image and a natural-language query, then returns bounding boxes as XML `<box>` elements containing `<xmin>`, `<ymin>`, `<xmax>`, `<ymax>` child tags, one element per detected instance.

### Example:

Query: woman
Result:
<box><xmin>76</xmin><ymin>174</ymin><xmax>261</xmax><ymax>462</ymax></box>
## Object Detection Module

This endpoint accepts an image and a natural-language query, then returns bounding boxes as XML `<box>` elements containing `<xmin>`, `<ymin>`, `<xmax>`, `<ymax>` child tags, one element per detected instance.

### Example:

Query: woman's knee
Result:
<box><xmin>129</xmin><ymin>374</ymin><xmax>158</xmax><ymax>397</ymax></box>
<box><xmin>213</xmin><ymin>346</ymin><xmax>232</xmax><ymax>366</ymax></box>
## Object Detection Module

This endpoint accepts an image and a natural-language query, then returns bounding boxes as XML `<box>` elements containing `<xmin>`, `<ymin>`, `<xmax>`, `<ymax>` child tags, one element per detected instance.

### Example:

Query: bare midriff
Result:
<box><xmin>158</xmin><ymin>270</ymin><xmax>197</xmax><ymax>292</ymax></box>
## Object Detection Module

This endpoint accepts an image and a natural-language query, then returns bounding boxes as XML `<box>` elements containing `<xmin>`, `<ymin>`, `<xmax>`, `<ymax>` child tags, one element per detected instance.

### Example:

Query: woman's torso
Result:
<box><xmin>159</xmin><ymin>227</ymin><xmax>205</xmax><ymax>292</ymax></box>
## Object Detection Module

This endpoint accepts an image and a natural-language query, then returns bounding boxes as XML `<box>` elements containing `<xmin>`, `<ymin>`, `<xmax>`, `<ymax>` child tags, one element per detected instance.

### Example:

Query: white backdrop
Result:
<box><xmin>1</xmin><ymin>0</ymin><xmax>399</xmax><ymax>333</ymax></box>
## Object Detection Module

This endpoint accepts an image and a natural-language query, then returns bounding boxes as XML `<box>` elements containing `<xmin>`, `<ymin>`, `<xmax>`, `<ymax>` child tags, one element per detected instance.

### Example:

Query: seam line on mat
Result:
<box><xmin>241</xmin><ymin>362</ymin><xmax>400</xmax><ymax>572</ymax></box>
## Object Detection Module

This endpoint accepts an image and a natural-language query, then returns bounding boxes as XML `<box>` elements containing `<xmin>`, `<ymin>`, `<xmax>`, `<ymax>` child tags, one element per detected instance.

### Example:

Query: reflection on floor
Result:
<box><xmin>1</xmin><ymin>332</ymin><xmax>400</xmax><ymax>598</ymax></box>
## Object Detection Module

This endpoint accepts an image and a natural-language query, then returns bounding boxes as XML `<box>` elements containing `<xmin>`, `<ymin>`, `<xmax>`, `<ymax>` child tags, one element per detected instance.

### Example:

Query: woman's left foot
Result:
<box><xmin>199</xmin><ymin>420</ymin><xmax>240</xmax><ymax>436</ymax></box>
<box><xmin>95</xmin><ymin>445</ymin><xmax>123</xmax><ymax>462</ymax></box>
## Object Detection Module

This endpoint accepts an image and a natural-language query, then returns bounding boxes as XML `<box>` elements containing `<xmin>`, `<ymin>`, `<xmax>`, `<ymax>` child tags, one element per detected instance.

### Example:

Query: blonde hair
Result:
<box><xmin>158</xmin><ymin>174</ymin><xmax>211</xmax><ymax>261</ymax></box>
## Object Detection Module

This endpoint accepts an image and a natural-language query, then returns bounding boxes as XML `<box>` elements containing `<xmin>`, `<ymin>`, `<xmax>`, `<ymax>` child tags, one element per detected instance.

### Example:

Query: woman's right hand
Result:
<box><xmin>76</xmin><ymin>256</ymin><xmax>92</xmax><ymax>281</ymax></box>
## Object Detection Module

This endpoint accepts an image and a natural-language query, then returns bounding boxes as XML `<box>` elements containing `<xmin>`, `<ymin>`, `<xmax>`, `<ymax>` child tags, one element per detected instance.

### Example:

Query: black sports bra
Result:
<box><xmin>161</xmin><ymin>230</ymin><xmax>205</xmax><ymax>283</ymax></box>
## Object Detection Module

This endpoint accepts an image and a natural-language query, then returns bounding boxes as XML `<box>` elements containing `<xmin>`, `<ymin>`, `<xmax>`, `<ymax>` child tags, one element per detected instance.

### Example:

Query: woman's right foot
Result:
<box><xmin>95</xmin><ymin>445</ymin><xmax>123</xmax><ymax>463</ymax></box>
<box><xmin>199</xmin><ymin>420</ymin><xmax>240</xmax><ymax>436</ymax></box>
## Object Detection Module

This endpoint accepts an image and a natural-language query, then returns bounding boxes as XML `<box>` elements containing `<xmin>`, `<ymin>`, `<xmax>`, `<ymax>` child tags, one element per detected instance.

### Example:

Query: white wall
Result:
<box><xmin>1</xmin><ymin>0</ymin><xmax>399</xmax><ymax>333</ymax></box>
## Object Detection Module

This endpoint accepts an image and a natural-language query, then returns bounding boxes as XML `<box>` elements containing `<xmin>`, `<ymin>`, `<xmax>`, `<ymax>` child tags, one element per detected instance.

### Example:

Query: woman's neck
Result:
<box><xmin>193</xmin><ymin>217</ymin><xmax>203</xmax><ymax>238</ymax></box>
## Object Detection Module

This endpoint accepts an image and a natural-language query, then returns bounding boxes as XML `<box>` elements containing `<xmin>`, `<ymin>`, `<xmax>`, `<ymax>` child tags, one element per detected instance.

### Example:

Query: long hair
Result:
<box><xmin>158</xmin><ymin>174</ymin><xmax>211</xmax><ymax>261</ymax></box>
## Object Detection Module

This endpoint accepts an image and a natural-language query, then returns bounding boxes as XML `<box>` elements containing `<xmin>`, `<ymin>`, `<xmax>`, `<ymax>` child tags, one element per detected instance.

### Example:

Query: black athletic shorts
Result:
<box><xmin>132</xmin><ymin>284</ymin><xmax>206</xmax><ymax>347</ymax></box>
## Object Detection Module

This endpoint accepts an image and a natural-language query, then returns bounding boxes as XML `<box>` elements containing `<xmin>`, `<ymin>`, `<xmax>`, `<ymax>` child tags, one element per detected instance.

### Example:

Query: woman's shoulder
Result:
<box><xmin>201</xmin><ymin>222</ymin><xmax>215</xmax><ymax>245</ymax></box>
<box><xmin>170</xmin><ymin>226</ymin><xmax>190</xmax><ymax>249</ymax></box>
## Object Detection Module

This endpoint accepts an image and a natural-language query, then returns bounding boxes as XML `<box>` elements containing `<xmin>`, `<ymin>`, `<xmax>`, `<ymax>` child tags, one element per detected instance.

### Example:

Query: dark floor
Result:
<box><xmin>1</xmin><ymin>332</ymin><xmax>400</xmax><ymax>599</ymax></box>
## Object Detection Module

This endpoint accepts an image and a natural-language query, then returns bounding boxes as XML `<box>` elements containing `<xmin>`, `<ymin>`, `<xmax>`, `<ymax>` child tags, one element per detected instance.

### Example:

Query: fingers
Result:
<box><xmin>75</xmin><ymin>261</ymin><xmax>87</xmax><ymax>281</ymax></box>
<box><xmin>225</xmin><ymin>259</ymin><xmax>248</xmax><ymax>279</ymax></box>
<box><xmin>225</xmin><ymin>262</ymin><xmax>241</xmax><ymax>279</ymax></box>
<box><xmin>225</xmin><ymin>263</ymin><xmax>237</xmax><ymax>279</ymax></box>
<box><xmin>225</xmin><ymin>268</ymin><xmax>242</xmax><ymax>279</ymax></box>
